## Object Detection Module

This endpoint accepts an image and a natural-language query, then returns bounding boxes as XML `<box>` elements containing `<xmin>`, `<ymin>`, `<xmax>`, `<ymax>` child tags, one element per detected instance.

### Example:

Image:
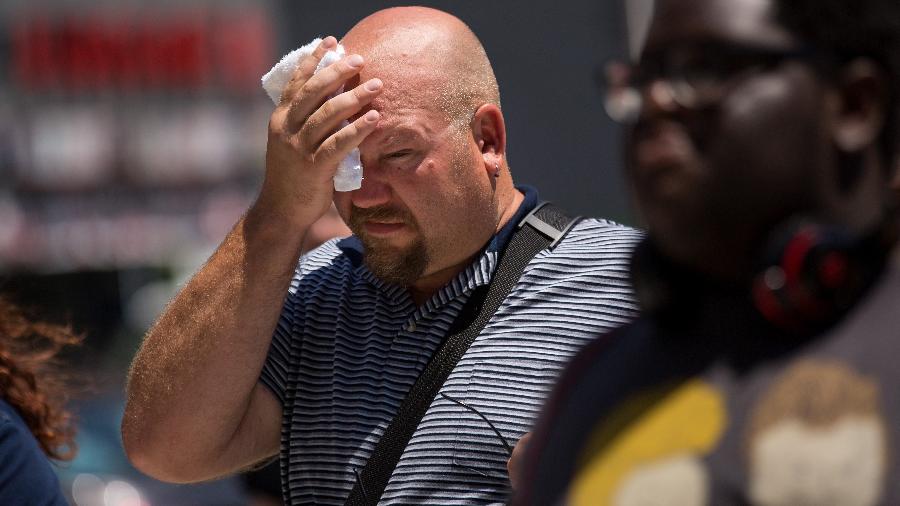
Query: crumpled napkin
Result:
<box><xmin>262</xmin><ymin>38</ymin><xmax>363</xmax><ymax>192</ymax></box>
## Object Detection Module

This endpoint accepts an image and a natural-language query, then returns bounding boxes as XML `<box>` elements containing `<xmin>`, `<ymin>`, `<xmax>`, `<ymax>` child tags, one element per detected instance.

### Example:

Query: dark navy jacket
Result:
<box><xmin>0</xmin><ymin>399</ymin><xmax>68</xmax><ymax>505</ymax></box>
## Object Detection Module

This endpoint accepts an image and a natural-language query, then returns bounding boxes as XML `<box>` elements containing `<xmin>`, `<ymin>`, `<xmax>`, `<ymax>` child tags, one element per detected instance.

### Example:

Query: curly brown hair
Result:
<box><xmin>0</xmin><ymin>296</ymin><xmax>80</xmax><ymax>461</ymax></box>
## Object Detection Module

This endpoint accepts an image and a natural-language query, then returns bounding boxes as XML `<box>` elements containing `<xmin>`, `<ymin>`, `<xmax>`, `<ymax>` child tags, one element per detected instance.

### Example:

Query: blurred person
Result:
<box><xmin>0</xmin><ymin>297</ymin><xmax>79</xmax><ymax>505</ymax></box>
<box><xmin>122</xmin><ymin>6</ymin><xmax>641</xmax><ymax>505</ymax></box>
<box><xmin>893</xmin><ymin>160</ymin><xmax>900</xmax><ymax>197</ymax></box>
<box><xmin>892</xmin><ymin>135</ymin><xmax>900</xmax><ymax>198</ymax></box>
<box><xmin>516</xmin><ymin>0</ymin><xmax>900</xmax><ymax>504</ymax></box>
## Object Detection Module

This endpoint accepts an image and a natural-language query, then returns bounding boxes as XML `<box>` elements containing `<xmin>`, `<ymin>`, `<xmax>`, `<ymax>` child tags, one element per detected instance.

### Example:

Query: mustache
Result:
<box><xmin>348</xmin><ymin>205</ymin><xmax>416</xmax><ymax>229</ymax></box>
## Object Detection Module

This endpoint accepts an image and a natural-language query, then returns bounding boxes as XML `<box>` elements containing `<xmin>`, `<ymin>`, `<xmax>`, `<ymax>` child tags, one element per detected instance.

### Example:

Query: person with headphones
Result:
<box><xmin>515</xmin><ymin>0</ymin><xmax>900</xmax><ymax>504</ymax></box>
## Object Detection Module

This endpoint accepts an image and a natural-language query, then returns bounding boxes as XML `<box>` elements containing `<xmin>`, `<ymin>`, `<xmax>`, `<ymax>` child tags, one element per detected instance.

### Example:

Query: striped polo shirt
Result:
<box><xmin>260</xmin><ymin>188</ymin><xmax>642</xmax><ymax>505</ymax></box>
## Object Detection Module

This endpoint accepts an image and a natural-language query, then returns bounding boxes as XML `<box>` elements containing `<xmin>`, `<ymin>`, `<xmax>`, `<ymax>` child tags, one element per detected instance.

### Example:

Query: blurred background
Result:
<box><xmin>0</xmin><ymin>0</ymin><xmax>636</xmax><ymax>504</ymax></box>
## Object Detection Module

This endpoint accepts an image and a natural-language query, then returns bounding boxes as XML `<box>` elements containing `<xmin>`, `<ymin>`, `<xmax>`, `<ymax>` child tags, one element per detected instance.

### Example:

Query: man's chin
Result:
<box><xmin>359</xmin><ymin>236</ymin><xmax>410</xmax><ymax>262</ymax></box>
<box><xmin>364</xmin><ymin>255</ymin><xmax>427</xmax><ymax>286</ymax></box>
<box><xmin>361</xmin><ymin>240</ymin><xmax>429</xmax><ymax>286</ymax></box>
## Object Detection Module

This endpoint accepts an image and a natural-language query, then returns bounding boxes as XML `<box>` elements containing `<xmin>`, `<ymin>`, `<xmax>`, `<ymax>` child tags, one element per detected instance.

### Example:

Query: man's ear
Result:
<box><xmin>471</xmin><ymin>104</ymin><xmax>506</xmax><ymax>175</ymax></box>
<box><xmin>831</xmin><ymin>59</ymin><xmax>888</xmax><ymax>153</ymax></box>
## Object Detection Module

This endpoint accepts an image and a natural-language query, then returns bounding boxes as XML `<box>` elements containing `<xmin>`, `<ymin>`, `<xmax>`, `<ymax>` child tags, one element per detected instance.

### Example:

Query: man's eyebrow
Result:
<box><xmin>377</xmin><ymin>127</ymin><xmax>427</xmax><ymax>148</ymax></box>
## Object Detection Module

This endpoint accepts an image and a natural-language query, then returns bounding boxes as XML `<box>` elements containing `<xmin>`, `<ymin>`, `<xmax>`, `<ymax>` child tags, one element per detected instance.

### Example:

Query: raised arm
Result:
<box><xmin>121</xmin><ymin>37</ymin><xmax>383</xmax><ymax>483</ymax></box>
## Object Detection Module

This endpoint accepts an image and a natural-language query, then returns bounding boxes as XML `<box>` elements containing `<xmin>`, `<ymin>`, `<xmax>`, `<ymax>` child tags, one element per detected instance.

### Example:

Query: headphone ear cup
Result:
<box><xmin>752</xmin><ymin>222</ymin><xmax>856</xmax><ymax>332</ymax></box>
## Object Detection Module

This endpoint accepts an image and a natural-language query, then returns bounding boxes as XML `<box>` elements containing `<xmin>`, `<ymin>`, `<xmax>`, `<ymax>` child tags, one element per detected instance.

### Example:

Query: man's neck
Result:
<box><xmin>408</xmin><ymin>189</ymin><xmax>526</xmax><ymax>305</ymax></box>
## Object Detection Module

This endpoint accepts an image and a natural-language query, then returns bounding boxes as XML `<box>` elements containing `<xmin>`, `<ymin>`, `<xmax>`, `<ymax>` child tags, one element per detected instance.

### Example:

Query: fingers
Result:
<box><xmin>507</xmin><ymin>431</ymin><xmax>533</xmax><ymax>491</ymax></box>
<box><xmin>270</xmin><ymin>36</ymin><xmax>382</xmax><ymax>175</ymax></box>
<box><xmin>301</xmin><ymin>78</ymin><xmax>384</xmax><ymax>149</ymax></box>
<box><xmin>285</xmin><ymin>53</ymin><xmax>369</xmax><ymax>132</ymax></box>
<box><xmin>314</xmin><ymin>110</ymin><xmax>381</xmax><ymax>168</ymax></box>
<box><xmin>280</xmin><ymin>37</ymin><xmax>337</xmax><ymax>106</ymax></box>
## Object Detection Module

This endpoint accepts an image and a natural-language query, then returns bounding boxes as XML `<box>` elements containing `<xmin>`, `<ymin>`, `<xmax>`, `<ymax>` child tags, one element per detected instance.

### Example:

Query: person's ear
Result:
<box><xmin>831</xmin><ymin>59</ymin><xmax>888</xmax><ymax>153</ymax></box>
<box><xmin>471</xmin><ymin>104</ymin><xmax>506</xmax><ymax>177</ymax></box>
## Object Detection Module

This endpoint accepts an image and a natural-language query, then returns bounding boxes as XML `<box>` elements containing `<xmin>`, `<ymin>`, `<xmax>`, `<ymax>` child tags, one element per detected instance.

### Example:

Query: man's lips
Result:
<box><xmin>633</xmin><ymin>124</ymin><xmax>693</xmax><ymax>169</ymax></box>
<box><xmin>363</xmin><ymin>221</ymin><xmax>407</xmax><ymax>235</ymax></box>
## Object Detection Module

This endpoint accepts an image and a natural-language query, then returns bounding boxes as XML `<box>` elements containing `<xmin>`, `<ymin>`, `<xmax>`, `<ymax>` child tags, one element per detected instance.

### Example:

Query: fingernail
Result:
<box><xmin>322</xmin><ymin>36</ymin><xmax>337</xmax><ymax>49</ymax></box>
<box><xmin>364</xmin><ymin>110</ymin><xmax>380</xmax><ymax>123</ymax></box>
<box><xmin>365</xmin><ymin>79</ymin><xmax>382</xmax><ymax>92</ymax></box>
<box><xmin>347</xmin><ymin>55</ymin><xmax>364</xmax><ymax>68</ymax></box>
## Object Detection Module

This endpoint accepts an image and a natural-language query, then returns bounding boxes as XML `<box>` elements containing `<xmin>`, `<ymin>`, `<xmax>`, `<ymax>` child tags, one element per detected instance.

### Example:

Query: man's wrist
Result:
<box><xmin>244</xmin><ymin>198</ymin><xmax>314</xmax><ymax>248</ymax></box>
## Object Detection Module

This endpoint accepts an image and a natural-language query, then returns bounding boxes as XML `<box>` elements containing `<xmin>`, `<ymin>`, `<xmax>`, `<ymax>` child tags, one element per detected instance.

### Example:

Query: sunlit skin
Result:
<box><xmin>628</xmin><ymin>0</ymin><xmax>889</xmax><ymax>282</ymax></box>
<box><xmin>121</xmin><ymin>7</ymin><xmax>524</xmax><ymax>484</ymax></box>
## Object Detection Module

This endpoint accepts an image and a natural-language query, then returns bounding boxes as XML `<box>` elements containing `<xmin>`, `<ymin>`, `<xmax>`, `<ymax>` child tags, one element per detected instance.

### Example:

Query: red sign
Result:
<box><xmin>12</xmin><ymin>7</ymin><xmax>273</xmax><ymax>93</ymax></box>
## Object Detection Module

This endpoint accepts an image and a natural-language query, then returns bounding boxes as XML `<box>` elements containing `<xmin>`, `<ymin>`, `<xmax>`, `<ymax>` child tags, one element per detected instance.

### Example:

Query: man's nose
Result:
<box><xmin>640</xmin><ymin>80</ymin><xmax>683</xmax><ymax>118</ymax></box>
<box><xmin>350</xmin><ymin>163</ymin><xmax>391</xmax><ymax>209</ymax></box>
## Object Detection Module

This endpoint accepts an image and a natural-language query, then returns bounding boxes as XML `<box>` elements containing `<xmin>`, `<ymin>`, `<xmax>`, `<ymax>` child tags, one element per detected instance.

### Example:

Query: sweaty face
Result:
<box><xmin>333</xmin><ymin>94</ymin><xmax>496</xmax><ymax>287</ymax></box>
<box><xmin>628</xmin><ymin>0</ymin><xmax>833</xmax><ymax>280</ymax></box>
<box><xmin>347</xmin><ymin>198</ymin><xmax>428</xmax><ymax>285</ymax></box>
<box><xmin>332</xmin><ymin>28</ymin><xmax>500</xmax><ymax>288</ymax></box>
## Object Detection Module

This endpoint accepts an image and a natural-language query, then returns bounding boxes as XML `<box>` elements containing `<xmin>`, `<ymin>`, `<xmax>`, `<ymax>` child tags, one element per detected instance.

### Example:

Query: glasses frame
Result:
<box><xmin>600</xmin><ymin>43</ymin><xmax>822</xmax><ymax>124</ymax></box>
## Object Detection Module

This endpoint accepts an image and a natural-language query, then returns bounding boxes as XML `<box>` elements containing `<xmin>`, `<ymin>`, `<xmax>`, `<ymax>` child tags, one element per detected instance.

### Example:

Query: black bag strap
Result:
<box><xmin>345</xmin><ymin>202</ymin><xmax>582</xmax><ymax>505</ymax></box>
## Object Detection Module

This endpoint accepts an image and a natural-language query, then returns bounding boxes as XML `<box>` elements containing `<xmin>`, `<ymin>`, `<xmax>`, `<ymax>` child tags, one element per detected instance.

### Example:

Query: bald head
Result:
<box><xmin>341</xmin><ymin>6</ymin><xmax>500</xmax><ymax>126</ymax></box>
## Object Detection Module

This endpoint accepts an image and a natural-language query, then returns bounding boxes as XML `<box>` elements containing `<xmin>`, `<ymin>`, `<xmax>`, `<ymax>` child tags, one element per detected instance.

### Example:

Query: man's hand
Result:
<box><xmin>257</xmin><ymin>36</ymin><xmax>382</xmax><ymax>228</ymax></box>
<box><xmin>508</xmin><ymin>431</ymin><xmax>532</xmax><ymax>492</ymax></box>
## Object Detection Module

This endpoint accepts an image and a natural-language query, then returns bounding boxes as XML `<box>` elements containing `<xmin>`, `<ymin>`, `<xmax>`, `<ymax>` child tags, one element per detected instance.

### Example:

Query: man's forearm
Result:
<box><xmin>122</xmin><ymin>205</ymin><xmax>306</xmax><ymax>481</ymax></box>
<box><xmin>122</xmin><ymin>37</ymin><xmax>380</xmax><ymax>482</ymax></box>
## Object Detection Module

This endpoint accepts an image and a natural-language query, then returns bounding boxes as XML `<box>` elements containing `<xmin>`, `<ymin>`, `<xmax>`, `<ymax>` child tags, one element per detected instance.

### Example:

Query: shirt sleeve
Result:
<box><xmin>259</xmin><ymin>270</ymin><xmax>307</xmax><ymax>407</ymax></box>
<box><xmin>259</xmin><ymin>238</ymin><xmax>351</xmax><ymax>405</ymax></box>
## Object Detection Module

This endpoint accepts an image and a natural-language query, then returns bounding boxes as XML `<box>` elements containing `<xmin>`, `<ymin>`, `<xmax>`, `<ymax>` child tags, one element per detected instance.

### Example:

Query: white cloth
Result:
<box><xmin>261</xmin><ymin>38</ymin><xmax>363</xmax><ymax>192</ymax></box>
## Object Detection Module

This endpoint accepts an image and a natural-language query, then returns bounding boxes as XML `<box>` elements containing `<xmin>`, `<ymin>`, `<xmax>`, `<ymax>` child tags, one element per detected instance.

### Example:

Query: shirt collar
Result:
<box><xmin>488</xmin><ymin>185</ymin><xmax>539</xmax><ymax>253</ymax></box>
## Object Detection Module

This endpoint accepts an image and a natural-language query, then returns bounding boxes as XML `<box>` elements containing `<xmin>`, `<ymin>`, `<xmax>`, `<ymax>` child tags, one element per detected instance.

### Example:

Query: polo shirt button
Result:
<box><xmin>406</xmin><ymin>322</ymin><xmax>416</xmax><ymax>332</ymax></box>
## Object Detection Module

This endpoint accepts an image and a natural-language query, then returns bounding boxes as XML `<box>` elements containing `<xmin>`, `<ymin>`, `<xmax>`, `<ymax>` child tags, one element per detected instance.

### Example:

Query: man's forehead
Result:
<box><xmin>370</xmin><ymin>123</ymin><xmax>428</xmax><ymax>146</ymax></box>
<box><xmin>645</xmin><ymin>0</ymin><xmax>797</xmax><ymax>51</ymax></box>
<box><xmin>342</xmin><ymin>21</ymin><xmax>452</xmax><ymax>91</ymax></box>
<box><xmin>367</xmin><ymin>83</ymin><xmax>448</xmax><ymax>120</ymax></box>
<box><xmin>359</xmin><ymin>112</ymin><xmax>444</xmax><ymax>151</ymax></box>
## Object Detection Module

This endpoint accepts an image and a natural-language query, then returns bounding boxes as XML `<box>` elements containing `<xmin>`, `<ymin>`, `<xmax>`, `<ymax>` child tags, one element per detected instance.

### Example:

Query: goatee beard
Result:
<box><xmin>349</xmin><ymin>205</ymin><xmax>430</xmax><ymax>286</ymax></box>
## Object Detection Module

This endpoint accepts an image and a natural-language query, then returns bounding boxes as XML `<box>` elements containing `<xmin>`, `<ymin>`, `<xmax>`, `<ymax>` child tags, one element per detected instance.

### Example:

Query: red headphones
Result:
<box><xmin>751</xmin><ymin>218</ymin><xmax>893</xmax><ymax>333</ymax></box>
<box><xmin>631</xmin><ymin>214</ymin><xmax>895</xmax><ymax>335</ymax></box>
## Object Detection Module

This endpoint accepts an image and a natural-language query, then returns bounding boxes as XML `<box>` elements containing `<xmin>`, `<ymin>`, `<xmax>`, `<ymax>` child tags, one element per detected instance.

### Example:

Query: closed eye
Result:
<box><xmin>385</xmin><ymin>150</ymin><xmax>413</xmax><ymax>160</ymax></box>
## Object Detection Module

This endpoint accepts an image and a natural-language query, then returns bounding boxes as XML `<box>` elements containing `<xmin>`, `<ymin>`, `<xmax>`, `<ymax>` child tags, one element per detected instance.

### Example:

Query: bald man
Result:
<box><xmin>122</xmin><ymin>7</ymin><xmax>640</xmax><ymax>504</ymax></box>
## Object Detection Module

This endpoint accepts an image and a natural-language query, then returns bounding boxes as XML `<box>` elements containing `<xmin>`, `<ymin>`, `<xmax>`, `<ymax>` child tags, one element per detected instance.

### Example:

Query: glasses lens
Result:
<box><xmin>602</xmin><ymin>61</ymin><xmax>642</xmax><ymax>123</ymax></box>
<box><xmin>604</xmin><ymin>88</ymin><xmax>642</xmax><ymax>123</ymax></box>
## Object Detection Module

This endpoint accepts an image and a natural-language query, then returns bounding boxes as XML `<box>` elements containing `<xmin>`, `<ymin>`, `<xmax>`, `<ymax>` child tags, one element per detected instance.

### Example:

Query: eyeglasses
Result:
<box><xmin>600</xmin><ymin>43</ymin><xmax>819</xmax><ymax>123</ymax></box>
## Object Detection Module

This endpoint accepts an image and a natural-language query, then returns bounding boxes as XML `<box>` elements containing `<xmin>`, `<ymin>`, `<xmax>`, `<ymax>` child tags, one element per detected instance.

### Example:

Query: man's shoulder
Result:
<box><xmin>289</xmin><ymin>236</ymin><xmax>369</xmax><ymax>296</ymax></box>
<box><xmin>513</xmin><ymin>218</ymin><xmax>641</xmax><ymax>311</ymax></box>
<box><xmin>298</xmin><ymin>236</ymin><xmax>363</xmax><ymax>273</ymax></box>
<box><xmin>567</xmin><ymin>217</ymin><xmax>643</xmax><ymax>239</ymax></box>
<box><xmin>543</xmin><ymin>217</ymin><xmax>643</xmax><ymax>262</ymax></box>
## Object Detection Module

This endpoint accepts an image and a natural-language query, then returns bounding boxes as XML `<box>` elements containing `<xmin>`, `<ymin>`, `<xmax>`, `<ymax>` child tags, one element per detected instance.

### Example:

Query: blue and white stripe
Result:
<box><xmin>261</xmin><ymin>218</ymin><xmax>642</xmax><ymax>505</ymax></box>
